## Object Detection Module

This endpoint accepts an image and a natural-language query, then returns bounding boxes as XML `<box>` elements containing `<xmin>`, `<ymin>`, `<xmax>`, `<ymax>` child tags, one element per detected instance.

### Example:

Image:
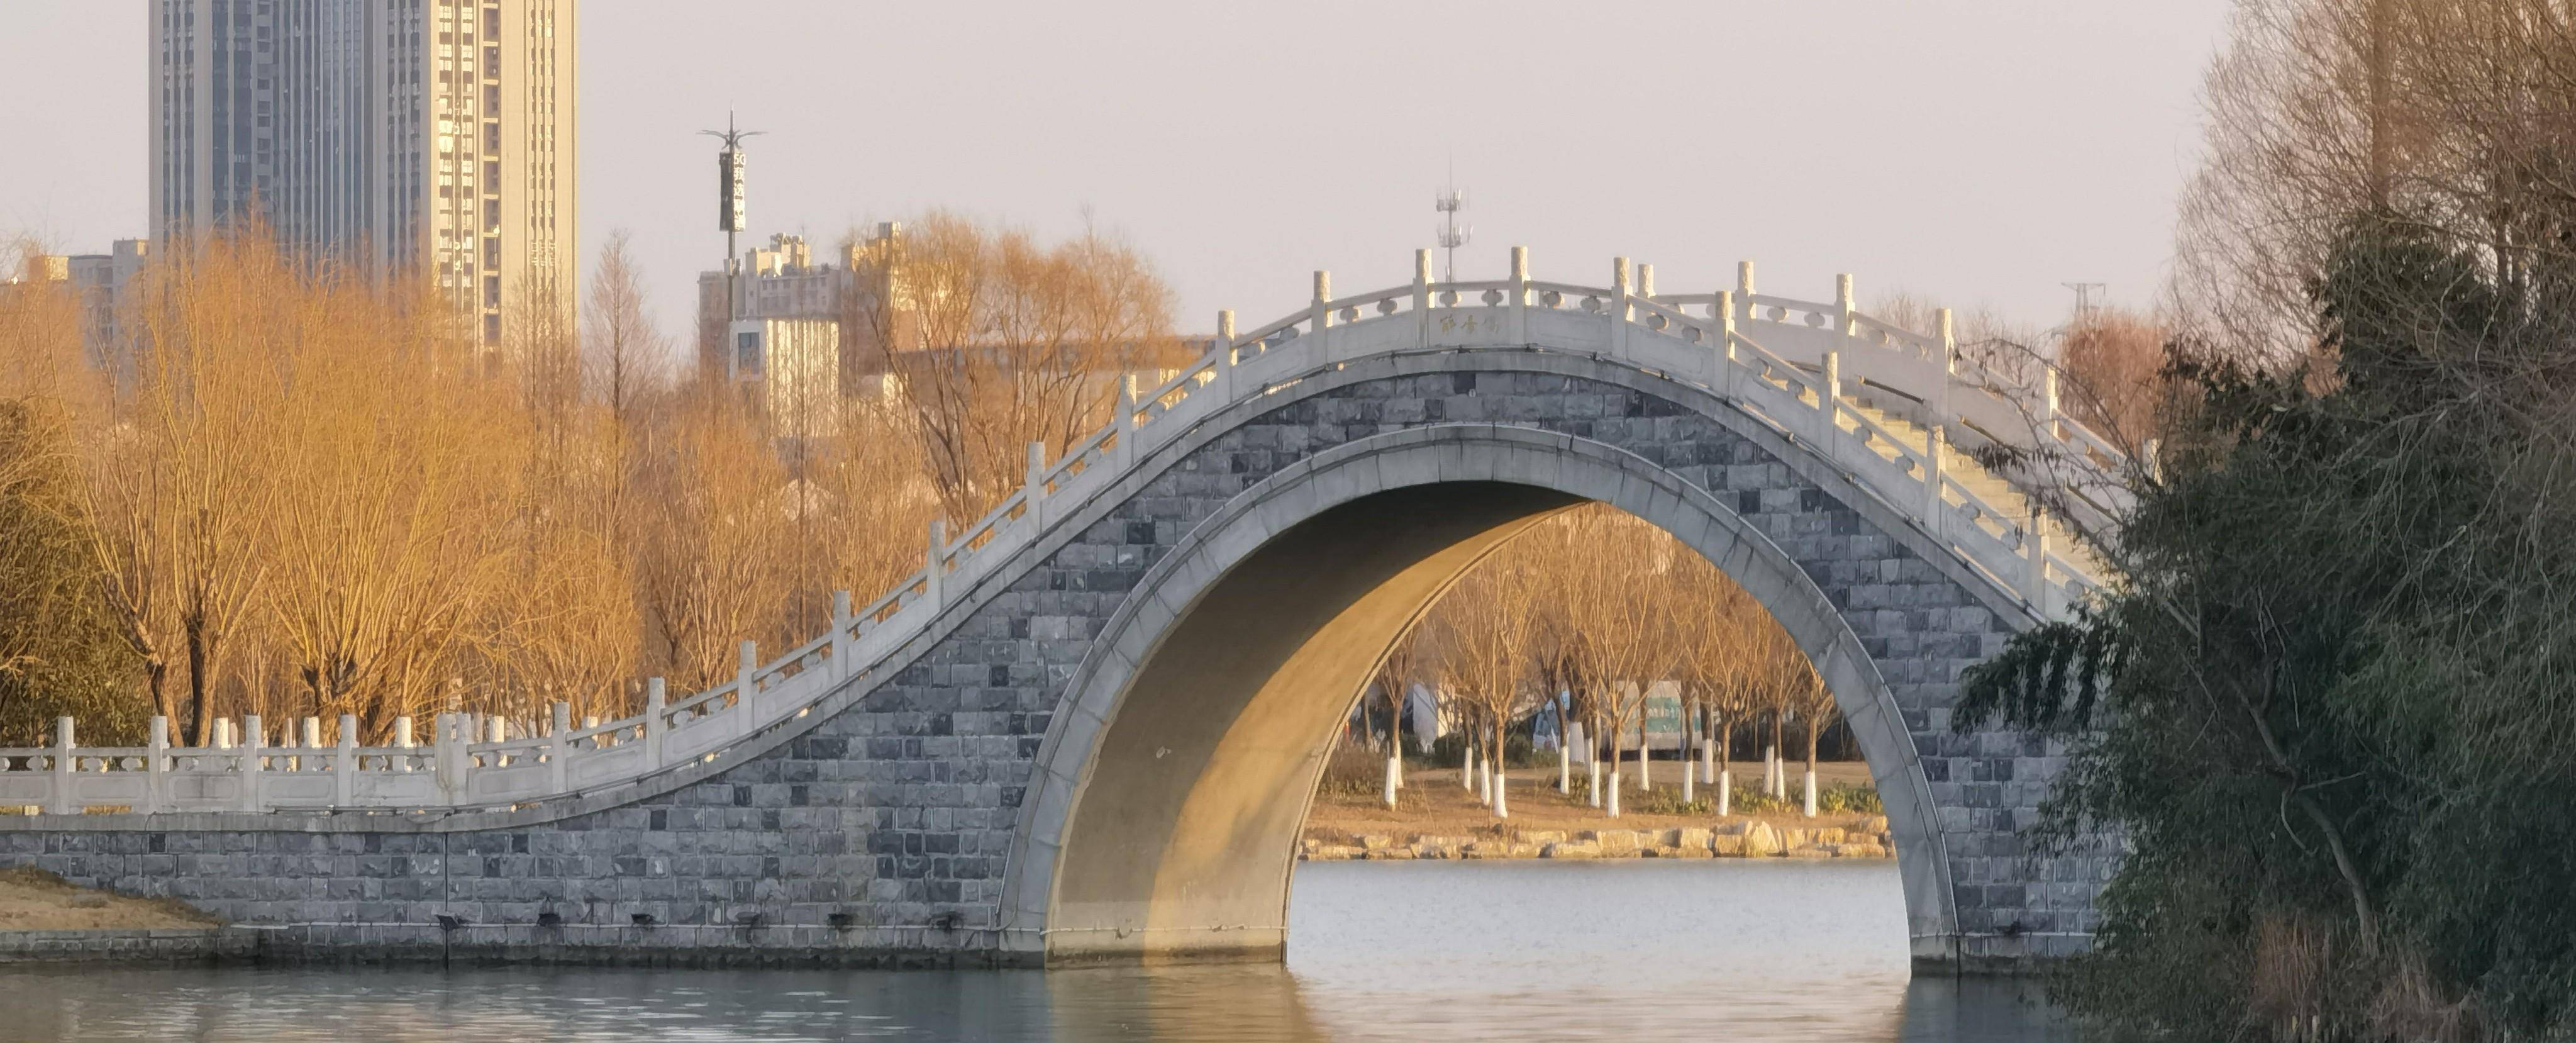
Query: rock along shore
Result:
<box><xmin>1299</xmin><ymin>817</ymin><xmax>1893</xmax><ymax>862</ymax></box>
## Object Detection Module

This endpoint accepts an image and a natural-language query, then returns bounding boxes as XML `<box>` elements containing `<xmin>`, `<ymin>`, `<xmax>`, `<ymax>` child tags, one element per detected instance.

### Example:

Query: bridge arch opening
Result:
<box><xmin>1004</xmin><ymin>426</ymin><xmax>1957</xmax><ymax>966</ymax></box>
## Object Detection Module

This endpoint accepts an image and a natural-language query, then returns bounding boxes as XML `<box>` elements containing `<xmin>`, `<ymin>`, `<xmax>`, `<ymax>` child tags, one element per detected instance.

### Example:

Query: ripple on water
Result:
<box><xmin>0</xmin><ymin>860</ymin><xmax>2075</xmax><ymax>1041</ymax></box>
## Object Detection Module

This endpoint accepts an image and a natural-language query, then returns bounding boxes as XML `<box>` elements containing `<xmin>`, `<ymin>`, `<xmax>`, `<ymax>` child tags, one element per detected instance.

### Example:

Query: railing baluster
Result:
<box><xmin>1611</xmin><ymin>257</ymin><xmax>1633</xmax><ymax>360</ymax></box>
<box><xmin>1113</xmin><ymin>377</ymin><xmax>1138</xmax><ymax>471</ymax></box>
<box><xmin>1311</xmin><ymin>270</ymin><xmax>1333</xmax><ymax>360</ymax></box>
<box><xmin>2041</xmin><ymin>366</ymin><xmax>2062</xmax><ymax>441</ymax></box>
<box><xmin>644</xmin><ymin>679</ymin><xmax>667</xmax><ymax>768</ymax></box>
<box><xmin>1213</xmin><ymin>310</ymin><xmax>1237</xmax><ymax>402</ymax></box>
<box><xmin>144</xmin><ymin>715</ymin><xmax>167</xmax><ymax>814</ymax></box>
<box><xmin>926</xmin><ymin>519</ymin><xmax>948</xmax><ymax>609</ymax></box>
<box><xmin>240</xmin><ymin>714</ymin><xmax>264</xmax><ymax>812</ymax></box>
<box><xmin>1413</xmin><ymin>250</ymin><xmax>1431</xmax><ymax>348</ymax></box>
<box><xmin>335</xmin><ymin>713</ymin><xmax>357</xmax><ymax>805</ymax></box>
<box><xmin>52</xmin><ymin>717</ymin><xmax>72</xmax><ymax>813</ymax></box>
<box><xmin>1509</xmin><ymin>247</ymin><xmax>1530</xmax><ymax>343</ymax></box>
<box><xmin>831</xmin><ymin>589</ymin><xmax>855</xmax><ymax>679</ymax></box>
<box><xmin>1714</xmin><ymin>289</ymin><xmax>1740</xmax><ymax>399</ymax></box>
<box><xmin>1822</xmin><ymin>350</ymin><xmax>1843</xmax><ymax>453</ymax></box>
<box><xmin>548</xmin><ymin>702</ymin><xmax>571</xmax><ymax>794</ymax></box>
<box><xmin>2026</xmin><ymin>507</ymin><xmax>2052</xmax><ymax>606</ymax></box>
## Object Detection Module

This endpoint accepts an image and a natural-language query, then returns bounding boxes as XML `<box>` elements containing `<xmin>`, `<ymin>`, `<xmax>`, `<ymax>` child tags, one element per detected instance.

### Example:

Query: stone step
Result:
<box><xmin>1837</xmin><ymin>398</ymin><xmax>2104</xmax><ymax>579</ymax></box>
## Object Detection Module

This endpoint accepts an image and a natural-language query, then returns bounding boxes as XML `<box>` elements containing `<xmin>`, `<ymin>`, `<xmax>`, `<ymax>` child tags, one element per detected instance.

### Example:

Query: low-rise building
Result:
<box><xmin>9</xmin><ymin>240</ymin><xmax>151</xmax><ymax>380</ymax></box>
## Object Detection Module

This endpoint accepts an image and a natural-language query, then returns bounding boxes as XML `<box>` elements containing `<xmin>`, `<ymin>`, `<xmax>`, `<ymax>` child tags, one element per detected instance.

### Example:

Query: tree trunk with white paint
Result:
<box><xmin>1606</xmin><ymin>771</ymin><xmax>1623</xmax><ymax>817</ymax></box>
<box><xmin>1718</xmin><ymin>769</ymin><xmax>1732</xmax><ymax>817</ymax></box>
<box><xmin>1803</xmin><ymin>769</ymin><xmax>1819</xmax><ymax>818</ymax></box>
<box><xmin>1383</xmin><ymin>754</ymin><xmax>1400</xmax><ymax>808</ymax></box>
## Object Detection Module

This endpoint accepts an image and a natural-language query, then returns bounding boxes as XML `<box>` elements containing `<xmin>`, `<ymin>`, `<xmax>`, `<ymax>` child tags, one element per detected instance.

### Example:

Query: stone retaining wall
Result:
<box><xmin>0</xmin><ymin>927</ymin><xmax>259</xmax><ymax>964</ymax></box>
<box><xmin>1302</xmin><ymin>818</ymin><xmax>1896</xmax><ymax>861</ymax></box>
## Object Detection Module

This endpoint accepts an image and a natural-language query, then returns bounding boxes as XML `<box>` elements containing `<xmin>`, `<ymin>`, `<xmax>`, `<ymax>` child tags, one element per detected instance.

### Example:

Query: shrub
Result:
<box><xmin>1819</xmin><ymin>781</ymin><xmax>1882</xmax><ymax>815</ymax></box>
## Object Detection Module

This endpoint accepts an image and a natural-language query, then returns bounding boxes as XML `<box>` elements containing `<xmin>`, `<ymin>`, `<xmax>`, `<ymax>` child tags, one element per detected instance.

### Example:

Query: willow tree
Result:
<box><xmin>0</xmin><ymin>262</ymin><xmax>138</xmax><ymax>744</ymax></box>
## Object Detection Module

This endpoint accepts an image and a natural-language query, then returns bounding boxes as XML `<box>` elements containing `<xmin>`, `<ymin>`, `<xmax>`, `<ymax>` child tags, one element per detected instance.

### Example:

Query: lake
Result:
<box><xmin>0</xmin><ymin>859</ymin><xmax>2079</xmax><ymax>1040</ymax></box>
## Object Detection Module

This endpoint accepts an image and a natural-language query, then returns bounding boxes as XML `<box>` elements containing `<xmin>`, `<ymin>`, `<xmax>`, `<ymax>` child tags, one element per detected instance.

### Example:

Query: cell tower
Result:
<box><xmin>700</xmin><ymin>112</ymin><xmax>766</xmax><ymax>362</ymax></box>
<box><xmin>1434</xmin><ymin>176</ymin><xmax>1471</xmax><ymax>283</ymax></box>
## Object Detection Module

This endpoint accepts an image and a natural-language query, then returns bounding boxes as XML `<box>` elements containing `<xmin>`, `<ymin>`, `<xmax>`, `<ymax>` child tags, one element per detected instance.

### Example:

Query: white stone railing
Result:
<box><xmin>0</xmin><ymin>248</ymin><xmax>2130</xmax><ymax>817</ymax></box>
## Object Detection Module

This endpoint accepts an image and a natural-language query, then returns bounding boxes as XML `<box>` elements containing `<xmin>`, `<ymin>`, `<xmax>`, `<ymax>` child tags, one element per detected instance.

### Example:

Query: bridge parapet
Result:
<box><xmin>0</xmin><ymin>248</ymin><xmax>2133</xmax><ymax>818</ymax></box>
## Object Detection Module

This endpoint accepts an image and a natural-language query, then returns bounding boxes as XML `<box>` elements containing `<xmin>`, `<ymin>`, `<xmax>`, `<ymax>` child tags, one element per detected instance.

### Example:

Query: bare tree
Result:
<box><xmin>633</xmin><ymin>386</ymin><xmax>793</xmax><ymax>691</ymax></box>
<box><xmin>1424</xmin><ymin>542</ymin><xmax>1546</xmax><ymax>819</ymax></box>
<box><xmin>847</xmin><ymin>213</ymin><xmax>1184</xmax><ymax>525</ymax></box>
<box><xmin>1672</xmin><ymin>547</ymin><xmax>1765</xmax><ymax>808</ymax></box>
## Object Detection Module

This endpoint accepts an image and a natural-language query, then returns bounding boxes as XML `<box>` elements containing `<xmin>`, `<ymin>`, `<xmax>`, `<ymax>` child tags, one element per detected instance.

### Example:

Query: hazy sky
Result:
<box><xmin>1</xmin><ymin>1</ymin><xmax>2234</xmax><ymax>346</ymax></box>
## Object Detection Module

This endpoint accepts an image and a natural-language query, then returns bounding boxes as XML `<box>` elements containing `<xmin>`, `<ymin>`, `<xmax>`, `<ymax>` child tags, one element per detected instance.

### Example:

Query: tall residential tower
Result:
<box><xmin>150</xmin><ymin>0</ymin><xmax>577</xmax><ymax>346</ymax></box>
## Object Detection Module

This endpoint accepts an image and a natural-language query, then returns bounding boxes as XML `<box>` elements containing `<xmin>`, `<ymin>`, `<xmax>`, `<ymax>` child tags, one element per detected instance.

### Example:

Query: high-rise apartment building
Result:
<box><xmin>150</xmin><ymin>0</ymin><xmax>578</xmax><ymax>346</ymax></box>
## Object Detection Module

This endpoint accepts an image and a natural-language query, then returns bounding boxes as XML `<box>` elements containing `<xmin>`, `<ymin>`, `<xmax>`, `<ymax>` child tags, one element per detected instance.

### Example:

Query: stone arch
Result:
<box><xmin>1004</xmin><ymin>423</ymin><xmax>1963</xmax><ymax>965</ymax></box>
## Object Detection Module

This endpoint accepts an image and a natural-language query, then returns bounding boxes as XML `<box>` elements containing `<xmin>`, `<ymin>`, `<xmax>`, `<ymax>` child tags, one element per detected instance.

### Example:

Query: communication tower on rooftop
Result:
<box><xmin>1435</xmin><ymin>177</ymin><xmax>1472</xmax><ymax>284</ymax></box>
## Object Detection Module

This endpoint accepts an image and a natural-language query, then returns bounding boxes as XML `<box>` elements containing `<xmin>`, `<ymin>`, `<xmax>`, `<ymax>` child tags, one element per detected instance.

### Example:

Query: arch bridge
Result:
<box><xmin>0</xmin><ymin>249</ymin><xmax>2128</xmax><ymax>970</ymax></box>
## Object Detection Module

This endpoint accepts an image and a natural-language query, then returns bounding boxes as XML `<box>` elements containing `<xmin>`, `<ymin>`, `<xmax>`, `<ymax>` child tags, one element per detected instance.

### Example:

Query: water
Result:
<box><xmin>0</xmin><ymin>860</ymin><xmax>2078</xmax><ymax>1040</ymax></box>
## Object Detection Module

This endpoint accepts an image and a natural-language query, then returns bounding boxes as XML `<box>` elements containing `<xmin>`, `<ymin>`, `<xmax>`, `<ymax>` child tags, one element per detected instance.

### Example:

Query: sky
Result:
<box><xmin>0</xmin><ymin>1</ymin><xmax>2235</xmax><ymax>348</ymax></box>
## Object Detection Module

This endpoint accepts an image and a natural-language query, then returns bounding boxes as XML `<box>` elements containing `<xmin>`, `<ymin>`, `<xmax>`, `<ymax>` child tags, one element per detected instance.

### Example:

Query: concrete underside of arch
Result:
<box><xmin>1020</xmin><ymin>427</ymin><xmax>1967</xmax><ymax>966</ymax></box>
<box><xmin>0</xmin><ymin>350</ymin><xmax>2111</xmax><ymax>971</ymax></box>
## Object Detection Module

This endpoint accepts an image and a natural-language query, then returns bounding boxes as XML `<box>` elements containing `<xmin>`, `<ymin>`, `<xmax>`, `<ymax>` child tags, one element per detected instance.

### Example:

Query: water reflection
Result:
<box><xmin>0</xmin><ymin>861</ymin><xmax>2077</xmax><ymax>1041</ymax></box>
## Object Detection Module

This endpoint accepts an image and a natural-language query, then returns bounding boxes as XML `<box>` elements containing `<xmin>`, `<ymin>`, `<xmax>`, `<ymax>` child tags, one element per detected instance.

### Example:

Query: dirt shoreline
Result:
<box><xmin>0</xmin><ymin>867</ymin><xmax>220</xmax><ymax>932</ymax></box>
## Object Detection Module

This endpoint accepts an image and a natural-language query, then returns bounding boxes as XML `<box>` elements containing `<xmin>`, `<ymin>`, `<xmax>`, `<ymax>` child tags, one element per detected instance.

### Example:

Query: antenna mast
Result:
<box><xmin>1434</xmin><ymin>169</ymin><xmax>1471</xmax><ymax>283</ymax></box>
<box><xmin>701</xmin><ymin>112</ymin><xmax>767</xmax><ymax>372</ymax></box>
<box><xmin>2062</xmin><ymin>282</ymin><xmax>2106</xmax><ymax>322</ymax></box>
